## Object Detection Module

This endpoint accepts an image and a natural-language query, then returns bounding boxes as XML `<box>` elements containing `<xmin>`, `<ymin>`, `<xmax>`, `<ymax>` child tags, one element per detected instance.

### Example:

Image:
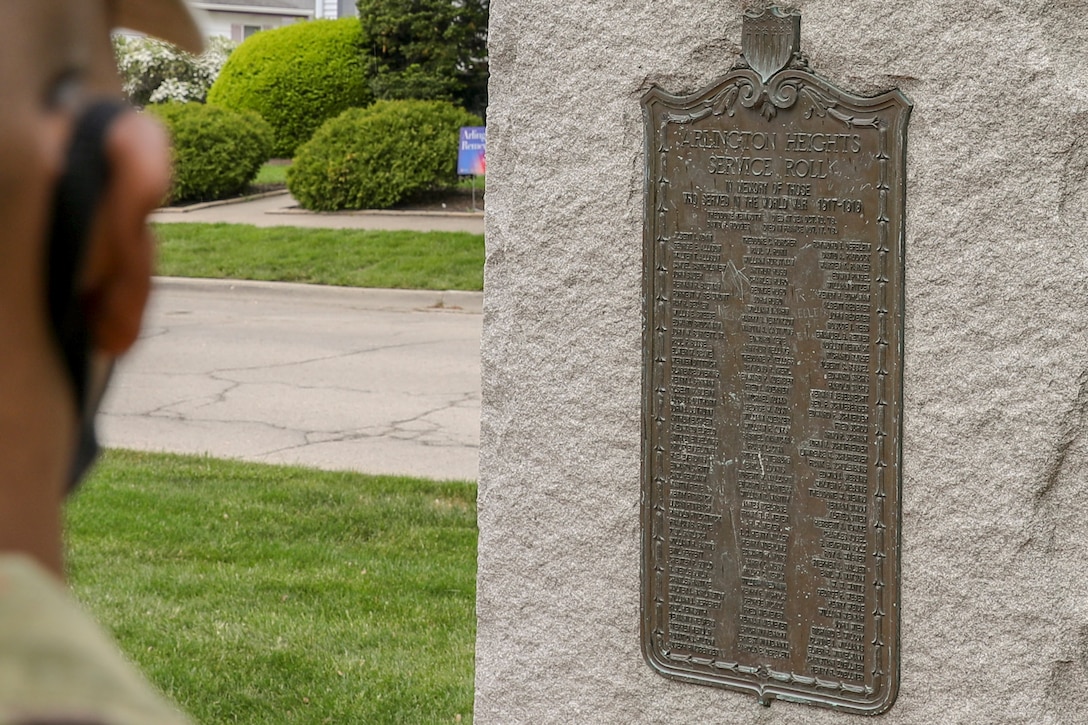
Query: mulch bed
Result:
<box><xmin>392</xmin><ymin>187</ymin><xmax>485</xmax><ymax>213</ymax></box>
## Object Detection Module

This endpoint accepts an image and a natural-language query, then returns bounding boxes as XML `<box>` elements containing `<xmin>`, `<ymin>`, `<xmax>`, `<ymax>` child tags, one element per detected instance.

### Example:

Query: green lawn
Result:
<box><xmin>65</xmin><ymin>450</ymin><xmax>477</xmax><ymax>724</ymax></box>
<box><xmin>254</xmin><ymin>162</ymin><xmax>290</xmax><ymax>187</ymax></box>
<box><xmin>457</xmin><ymin>175</ymin><xmax>485</xmax><ymax>191</ymax></box>
<box><xmin>153</xmin><ymin>223</ymin><xmax>484</xmax><ymax>291</ymax></box>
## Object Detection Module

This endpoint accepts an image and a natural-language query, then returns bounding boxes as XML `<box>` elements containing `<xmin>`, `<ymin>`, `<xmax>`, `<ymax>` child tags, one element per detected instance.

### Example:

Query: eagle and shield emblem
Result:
<box><xmin>741</xmin><ymin>6</ymin><xmax>801</xmax><ymax>83</ymax></box>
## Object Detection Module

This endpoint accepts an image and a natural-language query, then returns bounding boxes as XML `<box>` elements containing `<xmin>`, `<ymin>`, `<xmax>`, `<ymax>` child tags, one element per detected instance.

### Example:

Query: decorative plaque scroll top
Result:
<box><xmin>641</xmin><ymin>7</ymin><xmax>910</xmax><ymax>715</ymax></box>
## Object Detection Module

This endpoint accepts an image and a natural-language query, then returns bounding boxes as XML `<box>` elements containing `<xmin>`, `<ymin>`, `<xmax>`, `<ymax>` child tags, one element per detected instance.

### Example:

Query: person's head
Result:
<box><xmin>0</xmin><ymin>1</ymin><xmax>200</xmax><ymax>575</ymax></box>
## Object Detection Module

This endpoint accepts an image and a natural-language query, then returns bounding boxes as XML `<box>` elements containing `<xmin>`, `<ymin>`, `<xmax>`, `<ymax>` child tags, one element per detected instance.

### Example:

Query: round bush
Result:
<box><xmin>287</xmin><ymin>100</ymin><xmax>481</xmax><ymax>211</ymax></box>
<box><xmin>147</xmin><ymin>102</ymin><xmax>272</xmax><ymax>203</ymax></box>
<box><xmin>207</xmin><ymin>19</ymin><xmax>370</xmax><ymax>157</ymax></box>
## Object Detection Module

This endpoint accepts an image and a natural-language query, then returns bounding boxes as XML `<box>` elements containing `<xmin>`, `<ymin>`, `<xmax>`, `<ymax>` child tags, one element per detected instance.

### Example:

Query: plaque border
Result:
<box><xmin>640</xmin><ymin>64</ymin><xmax>911</xmax><ymax>715</ymax></box>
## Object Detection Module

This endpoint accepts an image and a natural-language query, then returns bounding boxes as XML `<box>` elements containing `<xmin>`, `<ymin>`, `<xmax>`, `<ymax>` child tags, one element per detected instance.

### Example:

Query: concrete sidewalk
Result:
<box><xmin>151</xmin><ymin>190</ymin><xmax>485</xmax><ymax>234</ymax></box>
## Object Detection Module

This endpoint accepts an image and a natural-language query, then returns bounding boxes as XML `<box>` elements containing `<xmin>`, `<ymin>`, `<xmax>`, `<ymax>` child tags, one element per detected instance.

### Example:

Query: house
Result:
<box><xmin>314</xmin><ymin>0</ymin><xmax>360</xmax><ymax>20</ymax></box>
<box><xmin>191</xmin><ymin>1</ymin><xmax>357</xmax><ymax>42</ymax></box>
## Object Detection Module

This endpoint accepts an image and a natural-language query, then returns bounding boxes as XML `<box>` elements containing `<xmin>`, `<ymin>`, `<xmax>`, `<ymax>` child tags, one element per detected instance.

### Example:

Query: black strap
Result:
<box><xmin>44</xmin><ymin>100</ymin><xmax>129</xmax><ymax>491</ymax></box>
<box><xmin>46</xmin><ymin>100</ymin><xmax>126</xmax><ymax>403</ymax></box>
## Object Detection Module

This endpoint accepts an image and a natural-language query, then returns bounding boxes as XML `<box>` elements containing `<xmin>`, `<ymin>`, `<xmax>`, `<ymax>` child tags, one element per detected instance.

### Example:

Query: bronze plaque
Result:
<box><xmin>640</xmin><ymin>7</ymin><xmax>910</xmax><ymax>715</ymax></box>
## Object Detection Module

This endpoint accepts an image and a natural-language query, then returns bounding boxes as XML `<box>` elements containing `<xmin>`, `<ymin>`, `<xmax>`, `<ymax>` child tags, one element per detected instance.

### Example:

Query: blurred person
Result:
<box><xmin>0</xmin><ymin>1</ymin><xmax>203</xmax><ymax>722</ymax></box>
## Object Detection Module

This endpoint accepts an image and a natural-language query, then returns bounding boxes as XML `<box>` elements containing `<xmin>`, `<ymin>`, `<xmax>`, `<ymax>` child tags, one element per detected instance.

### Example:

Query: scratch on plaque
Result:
<box><xmin>758</xmin><ymin>452</ymin><xmax>765</xmax><ymax>477</ymax></box>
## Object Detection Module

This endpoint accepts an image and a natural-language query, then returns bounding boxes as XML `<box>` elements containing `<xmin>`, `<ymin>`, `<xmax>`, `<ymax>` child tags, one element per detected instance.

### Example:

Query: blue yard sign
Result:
<box><xmin>458</xmin><ymin>126</ymin><xmax>486</xmax><ymax>176</ymax></box>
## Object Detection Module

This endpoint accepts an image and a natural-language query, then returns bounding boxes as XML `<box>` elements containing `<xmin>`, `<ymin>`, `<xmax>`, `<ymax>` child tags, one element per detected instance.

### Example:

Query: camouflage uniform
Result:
<box><xmin>0</xmin><ymin>556</ymin><xmax>192</xmax><ymax>725</ymax></box>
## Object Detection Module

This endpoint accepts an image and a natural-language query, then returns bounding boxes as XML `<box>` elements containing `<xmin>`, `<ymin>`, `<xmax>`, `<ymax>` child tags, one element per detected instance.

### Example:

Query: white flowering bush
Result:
<box><xmin>113</xmin><ymin>35</ymin><xmax>235</xmax><ymax>106</ymax></box>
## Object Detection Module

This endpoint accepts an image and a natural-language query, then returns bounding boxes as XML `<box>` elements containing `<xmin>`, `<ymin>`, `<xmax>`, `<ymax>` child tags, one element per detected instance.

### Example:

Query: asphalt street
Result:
<box><xmin>101</xmin><ymin>195</ymin><xmax>484</xmax><ymax>481</ymax></box>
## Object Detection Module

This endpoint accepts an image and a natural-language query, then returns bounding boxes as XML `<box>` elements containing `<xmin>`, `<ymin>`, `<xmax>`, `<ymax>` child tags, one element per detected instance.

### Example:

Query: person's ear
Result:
<box><xmin>79</xmin><ymin>111</ymin><xmax>171</xmax><ymax>356</ymax></box>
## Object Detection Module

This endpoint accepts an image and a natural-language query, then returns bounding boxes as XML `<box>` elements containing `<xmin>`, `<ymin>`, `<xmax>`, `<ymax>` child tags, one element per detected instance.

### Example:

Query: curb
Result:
<box><xmin>153</xmin><ymin>276</ymin><xmax>483</xmax><ymax>314</ymax></box>
<box><xmin>154</xmin><ymin>189</ymin><xmax>290</xmax><ymax>214</ymax></box>
<box><xmin>156</xmin><ymin>191</ymin><xmax>484</xmax><ymax>220</ymax></box>
<box><xmin>268</xmin><ymin>207</ymin><xmax>484</xmax><ymax>219</ymax></box>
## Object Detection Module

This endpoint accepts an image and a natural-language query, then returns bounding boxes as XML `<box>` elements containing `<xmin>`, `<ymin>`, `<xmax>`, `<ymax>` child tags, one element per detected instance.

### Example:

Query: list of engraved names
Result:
<box><xmin>659</xmin><ymin>121</ymin><xmax>884</xmax><ymax>683</ymax></box>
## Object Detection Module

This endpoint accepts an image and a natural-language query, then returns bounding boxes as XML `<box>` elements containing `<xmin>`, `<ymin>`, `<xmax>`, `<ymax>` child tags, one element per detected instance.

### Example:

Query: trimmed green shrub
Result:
<box><xmin>147</xmin><ymin>103</ymin><xmax>272</xmax><ymax>204</ymax></box>
<box><xmin>287</xmin><ymin>100</ymin><xmax>480</xmax><ymax>211</ymax></box>
<box><xmin>357</xmin><ymin>0</ymin><xmax>489</xmax><ymax>117</ymax></box>
<box><xmin>207</xmin><ymin>19</ymin><xmax>370</xmax><ymax>157</ymax></box>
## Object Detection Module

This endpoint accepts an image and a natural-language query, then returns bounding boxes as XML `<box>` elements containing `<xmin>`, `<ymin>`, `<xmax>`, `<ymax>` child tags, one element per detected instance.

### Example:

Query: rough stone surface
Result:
<box><xmin>477</xmin><ymin>1</ymin><xmax>1088</xmax><ymax>722</ymax></box>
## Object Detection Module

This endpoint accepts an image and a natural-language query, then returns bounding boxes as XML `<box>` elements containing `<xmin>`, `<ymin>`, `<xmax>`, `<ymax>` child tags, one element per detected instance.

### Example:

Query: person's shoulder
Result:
<box><xmin>0</xmin><ymin>555</ymin><xmax>194</xmax><ymax>725</ymax></box>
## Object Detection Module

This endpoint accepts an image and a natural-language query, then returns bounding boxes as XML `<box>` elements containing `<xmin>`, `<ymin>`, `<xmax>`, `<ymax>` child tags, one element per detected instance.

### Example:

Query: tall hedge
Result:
<box><xmin>287</xmin><ymin>99</ymin><xmax>481</xmax><ymax>211</ymax></box>
<box><xmin>357</xmin><ymin>0</ymin><xmax>489</xmax><ymax>117</ymax></box>
<box><xmin>207</xmin><ymin>19</ymin><xmax>370</xmax><ymax>157</ymax></box>
<box><xmin>147</xmin><ymin>102</ymin><xmax>272</xmax><ymax>203</ymax></box>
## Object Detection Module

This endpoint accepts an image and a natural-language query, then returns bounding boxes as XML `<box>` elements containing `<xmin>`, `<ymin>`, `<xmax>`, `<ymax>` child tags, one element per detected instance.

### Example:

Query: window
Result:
<box><xmin>231</xmin><ymin>24</ymin><xmax>267</xmax><ymax>42</ymax></box>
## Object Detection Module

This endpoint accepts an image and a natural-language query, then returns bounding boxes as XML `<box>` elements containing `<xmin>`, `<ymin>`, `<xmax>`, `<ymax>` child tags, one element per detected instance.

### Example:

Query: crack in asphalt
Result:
<box><xmin>257</xmin><ymin>390</ymin><xmax>480</xmax><ymax>455</ymax></box>
<box><xmin>105</xmin><ymin>293</ymin><xmax>481</xmax><ymax>478</ymax></box>
<box><xmin>105</xmin><ymin>387</ymin><xmax>479</xmax><ymax>447</ymax></box>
